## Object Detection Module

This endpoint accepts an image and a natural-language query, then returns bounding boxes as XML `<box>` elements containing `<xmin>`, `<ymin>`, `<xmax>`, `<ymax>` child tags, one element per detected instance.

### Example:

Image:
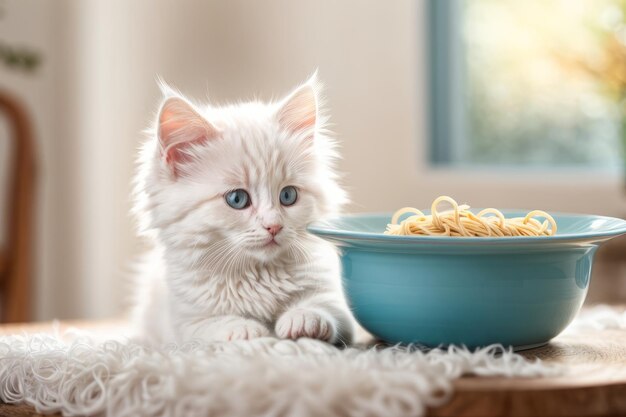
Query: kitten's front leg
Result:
<box><xmin>275</xmin><ymin>294</ymin><xmax>354</xmax><ymax>345</ymax></box>
<box><xmin>179</xmin><ymin>315</ymin><xmax>271</xmax><ymax>342</ymax></box>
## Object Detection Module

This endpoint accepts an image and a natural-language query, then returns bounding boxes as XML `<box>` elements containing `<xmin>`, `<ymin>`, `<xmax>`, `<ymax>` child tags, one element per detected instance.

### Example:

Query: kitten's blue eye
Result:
<box><xmin>225</xmin><ymin>189</ymin><xmax>251</xmax><ymax>209</ymax></box>
<box><xmin>279</xmin><ymin>186</ymin><xmax>298</xmax><ymax>206</ymax></box>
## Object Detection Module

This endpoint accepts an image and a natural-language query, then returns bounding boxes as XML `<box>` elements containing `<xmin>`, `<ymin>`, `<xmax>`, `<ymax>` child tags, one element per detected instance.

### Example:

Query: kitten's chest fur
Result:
<box><xmin>171</xmin><ymin>260</ymin><xmax>306</xmax><ymax>323</ymax></box>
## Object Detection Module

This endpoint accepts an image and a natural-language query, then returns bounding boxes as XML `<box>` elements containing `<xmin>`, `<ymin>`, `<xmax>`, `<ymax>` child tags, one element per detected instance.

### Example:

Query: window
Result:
<box><xmin>429</xmin><ymin>0</ymin><xmax>626</xmax><ymax>169</ymax></box>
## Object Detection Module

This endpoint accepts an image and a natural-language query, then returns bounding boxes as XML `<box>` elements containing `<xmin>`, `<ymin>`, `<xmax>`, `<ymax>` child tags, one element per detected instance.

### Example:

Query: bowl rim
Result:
<box><xmin>307</xmin><ymin>211</ymin><xmax>626</xmax><ymax>245</ymax></box>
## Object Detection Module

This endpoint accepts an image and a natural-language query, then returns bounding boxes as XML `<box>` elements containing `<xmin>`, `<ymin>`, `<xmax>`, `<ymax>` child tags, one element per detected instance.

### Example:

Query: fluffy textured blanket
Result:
<box><xmin>0</xmin><ymin>306</ymin><xmax>624</xmax><ymax>417</ymax></box>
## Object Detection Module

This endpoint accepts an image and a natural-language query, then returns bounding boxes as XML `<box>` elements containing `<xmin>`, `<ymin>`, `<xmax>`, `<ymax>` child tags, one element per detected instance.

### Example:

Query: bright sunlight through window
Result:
<box><xmin>430</xmin><ymin>0</ymin><xmax>626</xmax><ymax>168</ymax></box>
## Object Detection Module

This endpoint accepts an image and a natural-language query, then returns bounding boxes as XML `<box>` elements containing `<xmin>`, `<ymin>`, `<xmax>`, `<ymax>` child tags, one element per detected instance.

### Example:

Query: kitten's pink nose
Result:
<box><xmin>265</xmin><ymin>224</ymin><xmax>283</xmax><ymax>236</ymax></box>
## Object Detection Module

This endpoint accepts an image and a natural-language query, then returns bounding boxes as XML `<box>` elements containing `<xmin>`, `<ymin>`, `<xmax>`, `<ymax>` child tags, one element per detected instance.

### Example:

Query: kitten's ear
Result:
<box><xmin>276</xmin><ymin>74</ymin><xmax>320</xmax><ymax>137</ymax></box>
<box><xmin>157</xmin><ymin>96</ymin><xmax>219</xmax><ymax>176</ymax></box>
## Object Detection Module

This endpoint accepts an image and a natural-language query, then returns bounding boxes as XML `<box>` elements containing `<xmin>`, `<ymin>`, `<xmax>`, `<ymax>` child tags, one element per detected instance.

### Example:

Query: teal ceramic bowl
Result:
<box><xmin>308</xmin><ymin>212</ymin><xmax>626</xmax><ymax>349</ymax></box>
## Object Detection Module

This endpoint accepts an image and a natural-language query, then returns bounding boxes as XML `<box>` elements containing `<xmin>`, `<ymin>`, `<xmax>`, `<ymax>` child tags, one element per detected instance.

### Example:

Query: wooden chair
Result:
<box><xmin>0</xmin><ymin>91</ymin><xmax>36</xmax><ymax>323</ymax></box>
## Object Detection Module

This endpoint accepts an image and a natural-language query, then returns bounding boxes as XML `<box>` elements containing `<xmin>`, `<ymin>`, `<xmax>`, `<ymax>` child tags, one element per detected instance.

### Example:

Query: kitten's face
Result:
<box><xmin>138</xmin><ymin>76</ymin><xmax>344</xmax><ymax>264</ymax></box>
<box><xmin>183</xmin><ymin>108</ymin><xmax>324</xmax><ymax>262</ymax></box>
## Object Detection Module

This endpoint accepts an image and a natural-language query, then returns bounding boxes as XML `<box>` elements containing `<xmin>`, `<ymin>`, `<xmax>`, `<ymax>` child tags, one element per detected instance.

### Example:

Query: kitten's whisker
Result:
<box><xmin>210</xmin><ymin>239</ymin><xmax>243</xmax><ymax>271</ymax></box>
<box><xmin>197</xmin><ymin>239</ymin><xmax>237</xmax><ymax>272</ymax></box>
<box><xmin>189</xmin><ymin>237</ymin><xmax>225</xmax><ymax>270</ymax></box>
<box><xmin>195</xmin><ymin>239</ymin><xmax>228</xmax><ymax>265</ymax></box>
<box><xmin>214</xmin><ymin>235</ymin><xmax>248</xmax><ymax>278</ymax></box>
<box><xmin>220</xmin><ymin>243</ymin><xmax>245</xmax><ymax>279</ymax></box>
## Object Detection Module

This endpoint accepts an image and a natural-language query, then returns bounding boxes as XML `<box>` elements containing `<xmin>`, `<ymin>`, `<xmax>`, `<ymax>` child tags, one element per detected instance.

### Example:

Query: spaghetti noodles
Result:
<box><xmin>384</xmin><ymin>196</ymin><xmax>557</xmax><ymax>237</ymax></box>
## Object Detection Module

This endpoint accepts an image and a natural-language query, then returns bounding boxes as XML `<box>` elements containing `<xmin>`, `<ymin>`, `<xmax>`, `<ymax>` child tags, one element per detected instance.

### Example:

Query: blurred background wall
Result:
<box><xmin>1</xmin><ymin>0</ymin><xmax>625</xmax><ymax>320</ymax></box>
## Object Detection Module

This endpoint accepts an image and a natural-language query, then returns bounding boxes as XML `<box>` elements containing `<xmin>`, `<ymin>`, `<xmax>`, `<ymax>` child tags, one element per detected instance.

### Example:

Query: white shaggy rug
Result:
<box><xmin>1</xmin><ymin>306</ymin><xmax>623</xmax><ymax>417</ymax></box>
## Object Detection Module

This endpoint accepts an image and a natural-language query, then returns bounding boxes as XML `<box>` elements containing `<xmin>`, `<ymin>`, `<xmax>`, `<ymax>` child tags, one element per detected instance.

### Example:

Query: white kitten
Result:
<box><xmin>132</xmin><ymin>74</ymin><xmax>354</xmax><ymax>345</ymax></box>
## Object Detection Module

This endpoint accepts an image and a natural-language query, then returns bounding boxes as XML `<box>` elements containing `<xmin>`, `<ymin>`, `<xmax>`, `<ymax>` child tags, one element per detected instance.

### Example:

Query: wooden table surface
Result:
<box><xmin>0</xmin><ymin>316</ymin><xmax>625</xmax><ymax>417</ymax></box>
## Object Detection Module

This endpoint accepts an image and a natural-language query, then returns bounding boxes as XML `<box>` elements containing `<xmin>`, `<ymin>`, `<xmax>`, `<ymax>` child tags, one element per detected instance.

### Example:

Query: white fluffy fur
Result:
<box><xmin>0</xmin><ymin>329</ymin><xmax>559</xmax><ymax>417</ymax></box>
<box><xmin>132</xmin><ymin>74</ymin><xmax>354</xmax><ymax>346</ymax></box>
<box><xmin>2</xmin><ymin>307</ymin><xmax>623</xmax><ymax>416</ymax></box>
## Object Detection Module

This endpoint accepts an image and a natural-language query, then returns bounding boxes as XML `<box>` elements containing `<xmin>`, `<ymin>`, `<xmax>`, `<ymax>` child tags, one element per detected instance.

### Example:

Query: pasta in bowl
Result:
<box><xmin>308</xmin><ymin>199</ymin><xmax>626</xmax><ymax>349</ymax></box>
<box><xmin>385</xmin><ymin>196</ymin><xmax>557</xmax><ymax>237</ymax></box>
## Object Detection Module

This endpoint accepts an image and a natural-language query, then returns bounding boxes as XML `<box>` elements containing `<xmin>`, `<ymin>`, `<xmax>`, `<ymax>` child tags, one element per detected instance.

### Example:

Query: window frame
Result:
<box><xmin>420</xmin><ymin>0</ymin><xmax>624</xmax><ymax>216</ymax></box>
<box><xmin>426</xmin><ymin>0</ymin><xmax>625</xmax><ymax>172</ymax></box>
<box><xmin>428</xmin><ymin>0</ymin><xmax>465</xmax><ymax>164</ymax></box>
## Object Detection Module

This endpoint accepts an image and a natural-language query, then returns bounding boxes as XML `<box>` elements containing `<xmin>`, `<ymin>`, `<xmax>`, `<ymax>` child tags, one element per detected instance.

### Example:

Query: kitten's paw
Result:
<box><xmin>275</xmin><ymin>308</ymin><xmax>336</xmax><ymax>342</ymax></box>
<box><xmin>218</xmin><ymin>319</ymin><xmax>271</xmax><ymax>341</ymax></box>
